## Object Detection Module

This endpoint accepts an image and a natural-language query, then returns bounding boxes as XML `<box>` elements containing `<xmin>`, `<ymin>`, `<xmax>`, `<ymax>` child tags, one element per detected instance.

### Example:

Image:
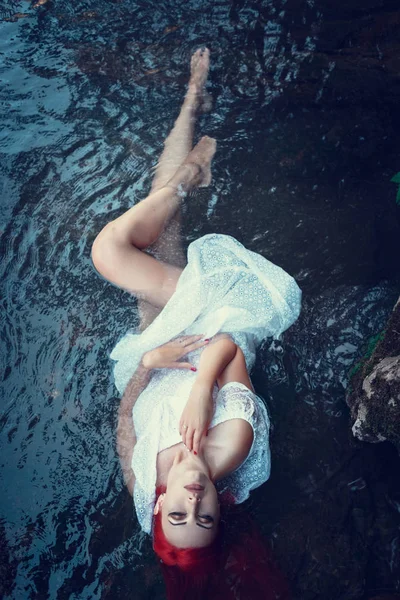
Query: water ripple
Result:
<box><xmin>1</xmin><ymin>0</ymin><xmax>400</xmax><ymax>598</ymax></box>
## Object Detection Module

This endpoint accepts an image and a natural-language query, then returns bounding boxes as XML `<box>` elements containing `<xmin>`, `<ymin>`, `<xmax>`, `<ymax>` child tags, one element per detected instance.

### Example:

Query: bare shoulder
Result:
<box><xmin>208</xmin><ymin>418</ymin><xmax>254</xmax><ymax>479</ymax></box>
<box><xmin>224</xmin><ymin>418</ymin><xmax>254</xmax><ymax>460</ymax></box>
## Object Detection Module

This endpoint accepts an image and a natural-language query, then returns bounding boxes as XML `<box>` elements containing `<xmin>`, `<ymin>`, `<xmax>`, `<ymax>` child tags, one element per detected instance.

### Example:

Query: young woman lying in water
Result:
<box><xmin>91</xmin><ymin>48</ymin><xmax>301</xmax><ymax>598</ymax></box>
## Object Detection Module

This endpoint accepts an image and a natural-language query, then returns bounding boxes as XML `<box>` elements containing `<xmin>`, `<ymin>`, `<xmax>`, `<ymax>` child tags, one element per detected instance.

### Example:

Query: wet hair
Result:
<box><xmin>153</xmin><ymin>486</ymin><xmax>291</xmax><ymax>600</ymax></box>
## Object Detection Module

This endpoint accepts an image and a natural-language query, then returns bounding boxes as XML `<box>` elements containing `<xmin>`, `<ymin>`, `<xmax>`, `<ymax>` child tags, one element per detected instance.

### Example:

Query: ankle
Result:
<box><xmin>184</xmin><ymin>88</ymin><xmax>201</xmax><ymax>112</ymax></box>
<box><xmin>164</xmin><ymin>182</ymin><xmax>188</xmax><ymax>199</ymax></box>
<box><xmin>167</xmin><ymin>162</ymin><xmax>202</xmax><ymax>191</ymax></box>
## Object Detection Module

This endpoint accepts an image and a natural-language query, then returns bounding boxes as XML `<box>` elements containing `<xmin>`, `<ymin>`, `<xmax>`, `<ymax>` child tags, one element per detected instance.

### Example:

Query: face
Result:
<box><xmin>154</xmin><ymin>448</ymin><xmax>220</xmax><ymax>548</ymax></box>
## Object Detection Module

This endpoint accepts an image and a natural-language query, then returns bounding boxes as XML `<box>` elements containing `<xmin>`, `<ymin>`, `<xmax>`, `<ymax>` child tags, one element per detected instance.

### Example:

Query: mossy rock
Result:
<box><xmin>346</xmin><ymin>297</ymin><xmax>400</xmax><ymax>450</ymax></box>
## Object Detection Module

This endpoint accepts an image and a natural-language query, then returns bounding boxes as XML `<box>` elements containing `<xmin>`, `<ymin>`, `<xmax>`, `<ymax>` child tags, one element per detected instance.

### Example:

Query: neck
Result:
<box><xmin>156</xmin><ymin>437</ymin><xmax>238</xmax><ymax>487</ymax></box>
<box><xmin>202</xmin><ymin>438</ymin><xmax>236</xmax><ymax>482</ymax></box>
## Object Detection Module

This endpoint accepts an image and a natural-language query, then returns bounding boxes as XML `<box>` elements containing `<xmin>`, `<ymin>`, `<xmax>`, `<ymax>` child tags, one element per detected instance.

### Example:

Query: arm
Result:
<box><xmin>116</xmin><ymin>335</ymin><xmax>208</xmax><ymax>495</ymax></box>
<box><xmin>195</xmin><ymin>334</ymin><xmax>238</xmax><ymax>388</ymax></box>
<box><xmin>116</xmin><ymin>362</ymin><xmax>152</xmax><ymax>496</ymax></box>
<box><xmin>217</xmin><ymin>344</ymin><xmax>254</xmax><ymax>392</ymax></box>
<box><xmin>179</xmin><ymin>335</ymin><xmax>239</xmax><ymax>452</ymax></box>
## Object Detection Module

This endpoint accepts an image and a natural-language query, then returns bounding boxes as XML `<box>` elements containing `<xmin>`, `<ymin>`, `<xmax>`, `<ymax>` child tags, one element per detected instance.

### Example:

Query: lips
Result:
<box><xmin>184</xmin><ymin>484</ymin><xmax>205</xmax><ymax>492</ymax></box>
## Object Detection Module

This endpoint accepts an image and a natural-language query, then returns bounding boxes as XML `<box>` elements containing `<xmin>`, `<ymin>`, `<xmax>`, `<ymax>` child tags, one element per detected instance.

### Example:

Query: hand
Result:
<box><xmin>179</xmin><ymin>380</ymin><xmax>214</xmax><ymax>453</ymax></box>
<box><xmin>142</xmin><ymin>335</ymin><xmax>209</xmax><ymax>370</ymax></box>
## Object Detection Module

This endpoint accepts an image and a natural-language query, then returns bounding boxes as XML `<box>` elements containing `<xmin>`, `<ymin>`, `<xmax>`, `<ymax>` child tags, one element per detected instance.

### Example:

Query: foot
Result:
<box><xmin>187</xmin><ymin>48</ymin><xmax>212</xmax><ymax>114</ymax></box>
<box><xmin>166</xmin><ymin>136</ymin><xmax>217</xmax><ymax>190</ymax></box>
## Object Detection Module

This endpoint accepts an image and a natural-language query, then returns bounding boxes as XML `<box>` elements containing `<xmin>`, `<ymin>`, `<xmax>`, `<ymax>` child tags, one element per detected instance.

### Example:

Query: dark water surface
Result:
<box><xmin>1</xmin><ymin>1</ymin><xmax>400</xmax><ymax>598</ymax></box>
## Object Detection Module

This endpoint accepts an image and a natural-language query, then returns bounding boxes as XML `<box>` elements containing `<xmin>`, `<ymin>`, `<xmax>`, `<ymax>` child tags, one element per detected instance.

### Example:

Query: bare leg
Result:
<box><xmin>91</xmin><ymin>137</ymin><xmax>216</xmax><ymax>308</ymax></box>
<box><xmin>150</xmin><ymin>48</ymin><xmax>211</xmax><ymax>194</ymax></box>
<box><xmin>92</xmin><ymin>49</ymin><xmax>213</xmax><ymax>326</ymax></box>
<box><xmin>138</xmin><ymin>48</ymin><xmax>212</xmax><ymax>328</ymax></box>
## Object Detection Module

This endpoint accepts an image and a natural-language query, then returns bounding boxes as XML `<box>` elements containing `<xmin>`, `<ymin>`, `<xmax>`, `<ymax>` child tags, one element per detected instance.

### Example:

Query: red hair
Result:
<box><xmin>152</xmin><ymin>486</ymin><xmax>291</xmax><ymax>600</ymax></box>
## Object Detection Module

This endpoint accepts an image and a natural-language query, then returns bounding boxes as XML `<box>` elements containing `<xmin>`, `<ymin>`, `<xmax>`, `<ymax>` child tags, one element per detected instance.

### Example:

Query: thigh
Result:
<box><xmin>136</xmin><ymin>219</ymin><xmax>187</xmax><ymax>330</ymax></box>
<box><xmin>92</xmin><ymin>234</ymin><xmax>182</xmax><ymax>308</ymax></box>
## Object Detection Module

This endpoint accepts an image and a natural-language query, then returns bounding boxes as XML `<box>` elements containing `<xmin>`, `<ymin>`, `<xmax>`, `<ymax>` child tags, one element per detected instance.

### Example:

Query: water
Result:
<box><xmin>1</xmin><ymin>1</ymin><xmax>400</xmax><ymax>598</ymax></box>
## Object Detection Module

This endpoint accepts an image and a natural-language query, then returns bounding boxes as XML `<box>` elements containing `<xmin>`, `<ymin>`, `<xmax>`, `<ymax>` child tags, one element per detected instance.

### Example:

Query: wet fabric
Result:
<box><xmin>133</xmin><ymin>377</ymin><xmax>270</xmax><ymax>534</ymax></box>
<box><xmin>111</xmin><ymin>233</ymin><xmax>301</xmax><ymax>533</ymax></box>
<box><xmin>111</xmin><ymin>233</ymin><xmax>302</xmax><ymax>393</ymax></box>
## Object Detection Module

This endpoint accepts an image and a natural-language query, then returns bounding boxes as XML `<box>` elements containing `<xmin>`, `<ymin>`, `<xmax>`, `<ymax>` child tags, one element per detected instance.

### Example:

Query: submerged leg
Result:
<box><xmin>92</xmin><ymin>49</ymin><xmax>213</xmax><ymax>326</ymax></box>
<box><xmin>91</xmin><ymin>136</ymin><xmax>216</xmax><ymax>308</ymax></box>
<box><xmin>150</xmin><ymin>48</ymin><xmax>211</xmax><ymax>194</ymax></box>
<box><xmin>138</xmin><ymin>48</ymin><xmax>212</xmax><ymax>327</ymax></box>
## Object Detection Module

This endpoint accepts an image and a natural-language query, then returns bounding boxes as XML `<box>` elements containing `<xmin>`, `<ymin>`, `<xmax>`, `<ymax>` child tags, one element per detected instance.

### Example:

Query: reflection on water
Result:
<box><xmin>1</xmin><ymin>0</ymin><xmax>400</xmax><ymax>598</ymax></box>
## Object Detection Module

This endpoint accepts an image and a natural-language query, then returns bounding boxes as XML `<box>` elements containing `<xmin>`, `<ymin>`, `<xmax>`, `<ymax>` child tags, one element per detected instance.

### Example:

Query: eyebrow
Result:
<box><xmin>167</xmin><ymin>520</ymin><xmax>213</xmax><ymax>530</ymax></box>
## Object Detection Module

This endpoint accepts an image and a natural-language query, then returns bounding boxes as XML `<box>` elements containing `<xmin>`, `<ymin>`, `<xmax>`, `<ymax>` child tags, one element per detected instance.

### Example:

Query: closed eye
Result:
<box><xmin>198</xmin><ymin>514</ymin><xmax>214</xmax><ymax>524</ymax></box>
<box><xmin>168</xmin><ymin>512</ymin><xmax>186</xmax><ymax>521</ymax></box>
<box><xmin>167</xmin><ymin>512</ymin><xmax>214</xmax><ymax>529</ymax></box>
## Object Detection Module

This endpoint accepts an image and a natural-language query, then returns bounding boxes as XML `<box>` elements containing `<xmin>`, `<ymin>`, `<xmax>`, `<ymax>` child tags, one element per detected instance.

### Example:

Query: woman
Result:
<box><xmin>92</xmin><ymin>48</ymin><xmax>301</xmax><ymax>597</ymax></box>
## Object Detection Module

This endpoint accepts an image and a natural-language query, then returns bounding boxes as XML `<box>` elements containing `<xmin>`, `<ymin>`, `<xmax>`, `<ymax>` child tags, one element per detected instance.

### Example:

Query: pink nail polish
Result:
<box><xmin>191</xmin><ymin>367</ymin><xmax>197</xmax><ymax>372</ymax></box>
<box><xmin>205</xmin><ymin>338</ymin><xmax>210</xmax><ymax>342</ymax></box>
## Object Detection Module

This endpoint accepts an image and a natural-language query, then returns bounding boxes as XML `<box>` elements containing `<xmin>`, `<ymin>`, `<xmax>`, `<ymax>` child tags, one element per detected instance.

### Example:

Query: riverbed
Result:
<box><xmin>1</xmin><ymin>1</ymin><xmax>400</xmax><ymax>598</ymax></box>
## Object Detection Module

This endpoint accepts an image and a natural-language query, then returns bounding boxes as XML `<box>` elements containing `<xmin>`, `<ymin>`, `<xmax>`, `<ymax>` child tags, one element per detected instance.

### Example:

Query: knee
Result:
<box><xmin>91</xmin><ymin>222</ymin><xmax>120</xmax><ymax>278</ymax></box>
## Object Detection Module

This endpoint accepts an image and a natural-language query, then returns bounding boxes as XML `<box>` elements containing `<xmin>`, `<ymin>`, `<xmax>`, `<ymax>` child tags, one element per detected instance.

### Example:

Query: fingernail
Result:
<box><xmin>206</xmin><ymin>431</ymin><xmax>208</xmax><ymax>437</ymax></box>
<box><xmin>191</xmin><ymin>367</ymin><xmax>197</xmax><ymax>372</ymax></box>
<box><xmin>194</xmin><ymin>451</ymin><xmax>197</xmax><ymax>455</ymax></box>
<box><xmin>204</xmin><ymin>338</ymin><xmax>210</xmax><ymax>342</ymax></box>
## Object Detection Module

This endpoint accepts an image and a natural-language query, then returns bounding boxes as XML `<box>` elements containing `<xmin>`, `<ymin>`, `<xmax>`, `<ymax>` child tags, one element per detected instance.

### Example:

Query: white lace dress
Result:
<box><xmin>111</xmin><ymin>234</ymin><xmax>301</xmax><ymax>534</ymax></box>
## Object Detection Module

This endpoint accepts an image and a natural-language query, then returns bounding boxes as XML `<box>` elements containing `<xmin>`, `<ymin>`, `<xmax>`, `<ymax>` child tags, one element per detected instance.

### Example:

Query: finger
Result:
<box><xmin>193</xmin><ymin>430</ymin><xmax>202</xmax><ymax>455</ymax></box>
<box><xmin>179</xmin><ymin>413</ymin><xmax>185</xmax><ymax>434</ymax></box>
<box><xmin>184</xmin><ymin>339</ymin><xmax>210</xmax><ymax>353</ymax></box>
<box><xmin>173</xmin><ymin>334</ymin><xmax>201</xmax><ymax>344</ymax></box>
<box><xmin>186</xmin><ymin>428</ymin><xmax>195</xmax><ymax>452</ymax></box>
<box><xmin>181</xmin><ymin>334</ymin><xmax>204</xmax><ymax>347</ymax></box>
<box><xmin>182</xmin><ymin>427</ymin><xmax>189</xmax><ymax>448</ymax></box>
<box><xmin>180</xmin><ymin>423</ymin><xmax>188</xmax><ymax>444</ymax></box>
<box><xmin>172</xmin><ymin>335</ymin><xmax>188</xmax><ymax>344</ymax></box>
<box><xmin>171</xmin><ymin>362</ymin><xmax>197</xmax><ymax>371</ymax></box>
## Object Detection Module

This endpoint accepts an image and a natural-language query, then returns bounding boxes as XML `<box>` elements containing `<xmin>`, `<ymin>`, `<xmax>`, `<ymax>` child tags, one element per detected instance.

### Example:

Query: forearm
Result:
<box><xmin>118</xmin><ymin>362</ymin><xmax>152</xmax><ymax>418</ymax></box>
<box><xmin>116</xmin><ymin>361</ymin><xmax>152</xmax><ymax>495</ymax></box>
<box><xmin>179</xmin><ymin>336</ymin><xmax>238</xmax><ymax>453</ymax></box>
<box><xmin>195</xmin><ymin>335</ymin><xmax>237</xmax><ymax>389</ymax></box>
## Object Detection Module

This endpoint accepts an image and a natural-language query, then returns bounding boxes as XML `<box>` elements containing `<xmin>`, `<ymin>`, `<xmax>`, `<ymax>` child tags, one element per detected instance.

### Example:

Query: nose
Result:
<box><xmin>187</xmin><ymin>494</ymin><xmax>201</xmax><ymax>504</ymax></box>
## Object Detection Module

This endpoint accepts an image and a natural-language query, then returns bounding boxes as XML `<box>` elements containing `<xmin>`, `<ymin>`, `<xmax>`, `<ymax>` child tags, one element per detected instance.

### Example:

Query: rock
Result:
<box><xmin>347</xmin><ymin>297</ymin><xmax>400</xmax><ymax>450</ymax></box>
